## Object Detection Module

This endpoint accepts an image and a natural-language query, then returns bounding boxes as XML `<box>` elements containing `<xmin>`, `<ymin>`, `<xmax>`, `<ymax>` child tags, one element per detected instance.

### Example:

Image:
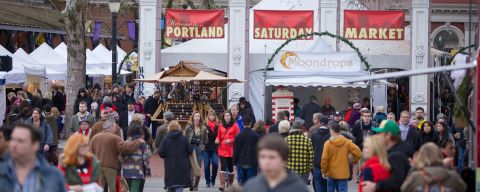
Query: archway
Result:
<box><xmin>431</xmin><ymin>24</ymin><xmax>465</xmax><ymax>52</ymax></box>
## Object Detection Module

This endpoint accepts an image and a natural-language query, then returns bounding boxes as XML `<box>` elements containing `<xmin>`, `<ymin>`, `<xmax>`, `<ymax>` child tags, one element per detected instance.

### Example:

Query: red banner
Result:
<box><xmin>165</xmin><ymin>9</ymin><xmax>224</xmax><ymax>39</ymax></box>
<box><xmin>254</xmin><ymin>10</ymin><xmax>313</xmax><ymax>40</ymax></box>
<box><xmin>344</xmin><ymin>10</ymin><xmax>404</xmax><ymax>40</ymax></box>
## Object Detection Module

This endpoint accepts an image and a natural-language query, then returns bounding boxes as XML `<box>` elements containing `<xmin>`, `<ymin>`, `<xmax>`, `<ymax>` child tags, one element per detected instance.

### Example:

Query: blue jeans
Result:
<box><xmin>193</xmin><ymin>146</ymin><xmax>203</xmax><ymax>167</ymax></box>
<box><xmin>327</xmin><ymin>178</ymin><xmax>348</xmax><ymax>192</ymax></box>
<box><xmin>237</xmin><ymin>165</ymin><xmax>257</xmax><ymax>185</ymax></box>
<box><xmin>457</xmin><ymin>147</ymin><xmax>465</xmax><ymax>172</ymax></box>
<box><xmin>313</xmin><ymin>167</ymin><xmax>327</xmax><ymax>192</ymax></box>
<box><xmin>203</xmin><ymin>151</ymin><xmax>219</xmax><ymax>185</ymax></box>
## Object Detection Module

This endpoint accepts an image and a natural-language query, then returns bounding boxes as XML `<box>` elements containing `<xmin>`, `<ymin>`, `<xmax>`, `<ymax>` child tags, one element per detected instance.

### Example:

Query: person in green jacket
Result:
<box><xmin>58</xmin><ymin>134</ymin><xmax>101</xmax><ymax>191</ymax></box>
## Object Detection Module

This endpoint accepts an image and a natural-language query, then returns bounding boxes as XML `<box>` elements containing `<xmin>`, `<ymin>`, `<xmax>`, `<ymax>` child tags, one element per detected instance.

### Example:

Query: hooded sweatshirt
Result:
<box><xmin>310</xmin><ymin>127</ymin><xmax>330</xmax><ymax>167</ymax></box>
<box><xmin>401</xmin><ymin>164</ymin><xmax>467</xmax><ymax>192</ymax></box>
<box><xmin>243</xmin><ymin>172</ymin><xmax>309</xmax><ymax>192</ymax></box>
<box><xmin>321</xmin><ymin>135</ymin><xmax>361</xmax><ymax>179</ymax></box>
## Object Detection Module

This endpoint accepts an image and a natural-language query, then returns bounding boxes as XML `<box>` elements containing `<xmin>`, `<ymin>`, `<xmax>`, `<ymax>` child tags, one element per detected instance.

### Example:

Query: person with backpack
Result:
<box><xmin>401</xmin><ymin>143</ymin><xmax>466</xmax><ymax>192</ymax></box>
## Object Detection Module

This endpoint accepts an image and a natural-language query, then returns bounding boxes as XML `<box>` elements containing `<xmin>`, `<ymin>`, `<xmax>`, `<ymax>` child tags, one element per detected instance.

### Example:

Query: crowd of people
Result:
<box><xmin>0</xmin><ymin>85</ymin><xmax>475</xmax><ymax>192</ymax></box>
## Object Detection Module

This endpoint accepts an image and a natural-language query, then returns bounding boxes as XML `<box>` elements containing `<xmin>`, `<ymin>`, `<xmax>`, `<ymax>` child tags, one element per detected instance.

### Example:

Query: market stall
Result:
<box><xmin>135</xmin><ymin>61</ymin><xmax>242</xmax><ymax>125</ymax></box>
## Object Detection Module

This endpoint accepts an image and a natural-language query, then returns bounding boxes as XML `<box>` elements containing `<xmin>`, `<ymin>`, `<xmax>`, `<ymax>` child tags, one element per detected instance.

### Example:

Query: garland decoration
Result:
<box><xmin>264</xmin><ymin>31</ymin><xmax>370</xmax><ymax>80</ymax></box>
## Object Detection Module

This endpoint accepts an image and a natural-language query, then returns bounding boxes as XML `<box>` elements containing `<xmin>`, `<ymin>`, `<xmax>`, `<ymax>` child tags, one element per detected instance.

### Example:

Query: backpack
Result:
<box><xmin>415</xmin><ymin>169</ymin><xmax>453</xmax><ymax>192</ymax></box>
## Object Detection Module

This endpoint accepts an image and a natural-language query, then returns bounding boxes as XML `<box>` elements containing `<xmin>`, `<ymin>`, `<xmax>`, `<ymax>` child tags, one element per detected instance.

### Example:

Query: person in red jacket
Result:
<box><xmin>215</xmin><ymin>111</ymin><xmax>240</xmax><ymax>191</ymax></box>
<box><xmin>359</xmin><ymin>137</ymin><xmax>391</xmax><ymax>192</ymax></box>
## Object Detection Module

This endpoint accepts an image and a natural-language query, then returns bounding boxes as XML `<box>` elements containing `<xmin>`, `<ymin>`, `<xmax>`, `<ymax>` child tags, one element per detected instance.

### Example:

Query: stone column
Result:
<box><xmin>228</xmin><ymin>0</ymin><xmax>248</xmax><ymax>107</ymax></box>
<box><xmin>410</xmin><ymin>0</ymin><xmax>430</xmax><ymax>116</ymax></box>
<box><xmin>320</xmin><ymin>0</ymin><xmax>338</xmax><ymax>50</ymax></box>
<box><xmin>464</xmin><ymin>22</ymin><xmax>477</xmax><ymax>49</ymax></box>
<box><xmin>139</xmin><ymin>0</ymin><xmax>160</xmax><ymax>96</ymax></box>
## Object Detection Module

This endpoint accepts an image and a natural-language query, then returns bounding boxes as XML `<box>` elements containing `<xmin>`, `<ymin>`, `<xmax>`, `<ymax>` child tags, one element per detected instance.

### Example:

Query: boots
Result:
<box><xmin>193</xmin><ymin>176</ymin><xmax>200</xmax><ymax>191</ymax></box>
<box><xmin>219</xmin><ymin>171</ymin><xmax>226</xmax><ymax>191</ymax></box>
<box><xmin>227</xmin><ymin>173</ymin><xmax>235</xmax><ymax>192</ymax></box>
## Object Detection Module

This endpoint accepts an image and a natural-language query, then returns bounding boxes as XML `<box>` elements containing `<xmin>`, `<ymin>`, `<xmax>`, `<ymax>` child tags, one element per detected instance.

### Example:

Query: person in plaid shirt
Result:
<box><xmin>285</xmin><ymin>119</ymin><xmax>313</xmax><ymax>183</ymax></box>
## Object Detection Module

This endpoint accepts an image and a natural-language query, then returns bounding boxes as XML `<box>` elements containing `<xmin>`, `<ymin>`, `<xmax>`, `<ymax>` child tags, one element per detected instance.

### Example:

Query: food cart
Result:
<box><xmin>135</xmin><ymin>61</ymin><xmax>242</xmax><ymax>126</ymax></box>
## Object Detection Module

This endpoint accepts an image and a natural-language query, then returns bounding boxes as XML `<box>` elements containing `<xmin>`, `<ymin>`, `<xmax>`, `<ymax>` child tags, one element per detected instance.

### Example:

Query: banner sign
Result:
<box><xmin>254</xmin><ymin>10</ymin><xmax>313</xmax><ymax>40</ymax></box>
<box><xmin>165</xmin><ymin>9</ymin><xmax>225</xmax><ymax>39</ymax></box>
<box><xmin>274</xmin><ymin>51</ymin><xmax>361</xmax><ymax>72</ymax></box>
<box><xmin>344</xmin><ymin>10</ymin><xmax>404</xmax><ymax>40</ymax></box>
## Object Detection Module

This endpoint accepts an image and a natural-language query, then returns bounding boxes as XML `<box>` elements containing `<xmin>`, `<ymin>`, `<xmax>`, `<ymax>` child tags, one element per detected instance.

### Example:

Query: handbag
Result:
<box><xmin>189</xmin><ymin>151</ymin><xmax>202</xmax><ymax>177</ymax></box>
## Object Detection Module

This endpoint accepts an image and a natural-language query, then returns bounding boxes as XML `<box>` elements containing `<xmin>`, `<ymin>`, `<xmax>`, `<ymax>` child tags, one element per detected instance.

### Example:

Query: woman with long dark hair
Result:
<box><xmin>413</xmin><ymin>122</ymin><xmax>439</xmax><ymax>151</ymax></box>
<box><xmin>436</xmin><ymin>121</ymin><xmax>455</xmax><ymax>148</ymax></box>
<box><xmin>215</xmin><ymin>111</ymin><xmax>240</xmax><ymax>191</ymax></box>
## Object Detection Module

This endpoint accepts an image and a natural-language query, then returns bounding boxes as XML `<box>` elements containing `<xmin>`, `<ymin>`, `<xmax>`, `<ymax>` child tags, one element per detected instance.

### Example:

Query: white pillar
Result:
<box><xmin>228</xmin><ymin>0</ymin><xmax>248</xmax><ymax>107</ymax></box>
<box><xmin>139</xmin><ymin>0</ymin><xmax>160</xmax><ymax>96</ymax></box>
<box><xmin>410</xmin><ymin>0</ymin><xmax>430</xmax><ymax>116</ymax></box>
<box><xmin>0</xmin><ymin>72</ymin><xmax>5</xmax><ymax>125</ymax></box>
<box><xmin>464</xmin><ymin>22</ymin><xmax>476</xmax><ymax>48</ymax></box>
<box><xmin>320</xmin><ymin>0</ymin><xmax>337</xmax><ymax>50</ymax></box>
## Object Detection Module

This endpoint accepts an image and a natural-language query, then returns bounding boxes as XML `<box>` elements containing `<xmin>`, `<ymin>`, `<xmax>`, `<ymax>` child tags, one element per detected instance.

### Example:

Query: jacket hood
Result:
<box><xmin>167</xmin><ymin>130</ymin><xmax>183</xmax><ymax>139</ymax></box>
<box><xmin>420</xmin><ymin>165</ymin><xmax>454</xmax><ymax>182</ymax></box>
<box><xmin>318</xmin><ymin>128</ymin><xmax>329</xmax><ymax>135</ymax></box>
<box><xmin>329</xmin><ymin>135</ymin><xmax>348</xmax><ymax>146</ymax></box>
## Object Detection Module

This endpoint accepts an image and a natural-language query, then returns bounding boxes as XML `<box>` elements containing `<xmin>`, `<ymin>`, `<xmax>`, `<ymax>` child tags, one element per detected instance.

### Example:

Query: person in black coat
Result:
<box><xmin>300</xmin><ymin>96</ymin><xmax>321</xmax><ymax>128</ymax></box>
<box><xmin>238</xmin><ymin>97</ymin><xmax>256</xmax><ymax>126</ymax></box>
<box><xmin>113</xmin><ymin>95</ymin><xmax>127</xmax><ymax>113</ymax></box>
<box><xmin>233</xmin><ymin>125</ymin><xmax>260</xmax><ymax>185</ymax></box>
<box><xmin>413</xmin><ymin>121</ymin><xmax>439</xmax><ymax>151</ymax></box>
<box><xmin>122</xmin><ymin>84</ymin><xmax>136</xmax><ymax>105</ymax></box>
<box><xmin>351</xmin><ymin>110</ymin><xmax>378</xmax><ymax>150</ymax></box>
<box><xmin>144</xmin><ymin>91</ymin><xmax>161</xmax><ymax>137</ymax></box>
<box><xmin>73</xmin><ymin>88</ymin><xmax>93</xmax><ymax>114</ymax></box>
<box><xmin>159</xmin><ymin>121</ymin><xmax>193</xmax><ymax>191</ymax></box>
<box><xmin>52</xmin><ymin>87</ymin><xmax>65</xmax><ymax>112</ymax></box>
<box><xmin>119</xmin><ymin>100</ymin><xmax>140</xmax><ymax>140</ymax></box>
<box><xmin>268</xmin><ymin>111</ymin><xmax>287</xmax><ymax>133</ymax></box>
<box><xmin>310</xmin><ymin>115</ymin><xmax>330</xmax><ymax>192</ymax></box>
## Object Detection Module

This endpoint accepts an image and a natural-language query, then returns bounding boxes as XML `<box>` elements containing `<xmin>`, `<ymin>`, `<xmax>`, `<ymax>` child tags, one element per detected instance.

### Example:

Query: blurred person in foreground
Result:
<box><xmin>362</xmin><ymin>120</ymin><xmax>414</xmax><ymax>192</ymax></box>
<box><xmin>233</xmin><ymin>119</ymin><xmax>260</xmax><ymax>185</ymax></box>
<box><xmin>401</xmin><ymin>143</ymin><xmax>466</xmax><ymax>192</ymax></box>
<box><xmin>243</xmin><ymin>135</ymin><xmax>308</xmax><ymax>192</ymax></box>
<box><xmin>0</xmin><ymin>124</ymin><xmax>13</xmax><ymax>162</ymax></box>
<box><xmin>358</xmin><ymin>137</ymin><xmax>390</xmax><ymax>192</ymax></box>
<box><xmin>0</xmin><ymin>123</ymin><xmax>66</xmax><ymax>191</ymax></box>
<box><xmin>122</xmin><ymin>123</ymin><xmax>151</xmax><ymax>192</ymax></box>
<box><xmin>58</xmin><ymin>134</ymin><xmax>101</xmax><ymax>192</ymax></box>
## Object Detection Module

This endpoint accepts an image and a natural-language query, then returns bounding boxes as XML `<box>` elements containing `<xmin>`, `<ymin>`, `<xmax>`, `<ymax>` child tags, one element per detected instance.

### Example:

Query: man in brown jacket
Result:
<box><xmin>90</xmin><ymin>119</ymin><xmax>144</xmax><ymax>192</ymax></box>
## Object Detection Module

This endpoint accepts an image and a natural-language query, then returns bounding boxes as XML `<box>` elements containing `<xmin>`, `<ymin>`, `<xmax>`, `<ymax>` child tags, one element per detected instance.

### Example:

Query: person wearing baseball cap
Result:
<box><xmin>362</xmin><ymin>120</ymin><xmax>414</xmax><ymax>192</ymax></box>
<box><xmin>77</xmin><ymin>119</ymin><xmax>92</xmax><ymax>138</ymax></box>
<box><xmin>333</xmin><ymin>111</ymin><xmax>342</xmax><ymax>124</ymax></box>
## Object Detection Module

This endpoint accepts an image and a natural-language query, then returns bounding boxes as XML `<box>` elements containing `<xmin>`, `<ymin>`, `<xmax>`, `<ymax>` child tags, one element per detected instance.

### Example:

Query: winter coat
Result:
<box><xmin>69</xmin><ymin>112</ymin><xmax>95</xmax><ymax>134</ymax></box>
<box><xmin>53</xmin><ymin>91</ymin><xmax>65</xmax><ymax>111</ymax></box>
<box><xmin>144</xmin><ymin>96</ymin><xmax>160</xmax><ymax>116</ymax></box>
<box><xmin>238</xmin><ymin>102</ymin><xmax>256</xmax><ymax>126</ymax></box>
<box><xmin>359</xmin><ymin>156</ymin><xmax>391</xmax><ymax>192</ymax></box>
<box><xmin>205</xmin><ymin>120</ymin><xmax>219</xmax><ymax>152</ymax></box>
<box><xmin>285</xmin><ymin>132</ymin><xmax>314</xmax><ymax>174</ymax></box>
<box><xmin>352</xmin><ymin>120</ymin><xmax>378</xmax><ymax>150</ymax></box>
<box><xmin>373</xmin><ymin>112</ymin><xmax>387</xmax><ymax>124</ymax></box>
<box><xmin>243</xmin><ymin>172</ymin><xmax>309</xmax><ymax>192</ymax></box>
<box><xmin>159</xmin><ymin>130</ymin><xmax>193</xmax><ymax>188</ymax></box>
<box><xmin>184</xmin><ymin>124</ymin><xmax>209</xmax><ymax>151</ymax></box>
<box><xmin>0</xmin><ymin>154</ymin><xmax>66</xmax><ymax>192</ymax></box>
<box><xmin>268</xmin><ymin>122</ymin><xmax>280</xmax><ymax>133</ymax></box>
<box><xmin>310</xmin><ymin>127</ymin><xmax>330</xmax><ymax>167</ymax></box>
<box><xmin>122</xmin><ymin>140</ymin><xmax>151</xmax><ymax>179</ymax></box>
<box><xmin>58</xmin><ymin>156</ymin><xmax>101</xmax><ymax>189</ymax></box>
<box><xmin>347</xmin><ymin>109</ymin><xmax>361</xmax><ymax>128</ymax></box>
<box><xmin>401</xmin><ymin>164</ymin><xmax>467</xmax><ymax>192</ymax></box>
<box><xmin>44</xmin><ymin>113</ymin><xmax>59</xmax><ymax>146</ymax></box>
<box><xmin>233</xmin><ymin>128</ymin><xmax>259</xmax><ymax>167</ymax></box>
<box><xmin>413</xmin><ymin>131</ymin><xmax>439</xmax><ymax>151</ymax></box>
<box><xmin>216</xmin><ymin>122</ymin><xmax>240</xmax><ymax>158</ymax></box>
<box><xmin>321</xmin><ymin>135</ymin><xmax>361</xmax><ymax>179</ymax></box>
<box><xmin>25</xmin><ymin>117</ymin><xmax>53</xmax><ymax>151</ymax></box>
<box><xmin>154</xmin><ymin>122</ymin><xmax>170</xmax><ymax>151</ymax></box>
<box><xmin>301</xmin><ymin>102</ymin><xmax>321</xmax><ymax>128</ymax></box>
<box><xmin>376</xmin><ymin>141</ymin><xmax>413</xmax><ymax>192</ymax></box>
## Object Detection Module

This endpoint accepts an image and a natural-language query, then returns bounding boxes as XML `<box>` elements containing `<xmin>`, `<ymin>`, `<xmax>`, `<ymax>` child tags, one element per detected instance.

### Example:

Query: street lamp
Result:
<box><xmin>109</xmin><ymin>1</ymin><xmax>121</xmax><ymax>85</ymax></box>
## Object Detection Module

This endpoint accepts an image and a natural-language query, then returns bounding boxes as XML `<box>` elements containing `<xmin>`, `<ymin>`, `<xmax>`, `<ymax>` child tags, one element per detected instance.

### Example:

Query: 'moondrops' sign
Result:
<box><xmin>274</xmin><ymin>51</ymin><xmax>361</xmax><ymax>72</ymax></box>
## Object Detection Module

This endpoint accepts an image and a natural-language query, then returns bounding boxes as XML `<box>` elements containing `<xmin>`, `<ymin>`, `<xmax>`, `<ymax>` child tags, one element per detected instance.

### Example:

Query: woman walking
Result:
<box><xmin>58</xmin><ymin>134</ymin><xmax>101</xmax><ymax>192</ymax></box>
<box><xmin>358</xmin><ymin>137</ymin><xmax>391</xmax><ymax>192</ymax></box>
<box><xmin>159</xmin><ymin>121</ymin><xmax>193</xmax><ymax>192</ymax></box>
<box><xmin>184</xmin><ymin>111</ymin><xmax>208</xmax><ymax>191</ymax></box>
<box><xmin>204</xmin><ymin>110</ymin><xmax>219</xmax><ymax>188</ymax></box>
<box><xmin>122</xmin><ymin>124</ymin><xmax>151</xmax><ymax>192</ymax></box>
<box><xmin>215</xmin><ymin>111</ymin><xmax>240</xmax><ymax>191</ymax></box>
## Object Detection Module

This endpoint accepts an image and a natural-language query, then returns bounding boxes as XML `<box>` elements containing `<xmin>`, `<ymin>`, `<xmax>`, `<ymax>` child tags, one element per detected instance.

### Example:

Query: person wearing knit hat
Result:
<box><xmin>347</xmin><ymin>103</ymin><xmax>362</xmax><ymax>129</ymax></box>
<box><xmin>278</xmin><ymin>120</ymin><xmax>291</xmax><ymax>138</ymax></box>
<box><xmin>76</xmin><ymin>119</ymin><xmax>92</xmax><ymax>138</ymax></box>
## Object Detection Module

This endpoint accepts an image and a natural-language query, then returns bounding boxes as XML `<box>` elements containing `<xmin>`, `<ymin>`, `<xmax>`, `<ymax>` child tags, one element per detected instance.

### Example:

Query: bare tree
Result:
<box><xmin>62</xmin><ymin>0</ymin><xmax>88</xmax><ymax>136</ymax></box>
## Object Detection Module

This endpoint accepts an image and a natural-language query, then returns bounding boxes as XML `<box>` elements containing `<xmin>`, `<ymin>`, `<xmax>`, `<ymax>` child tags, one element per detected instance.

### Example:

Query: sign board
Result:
<box><xmin>274</xmin><ymin>51</ymin><xmax>361</xmax><ymax>72</ymax></box>
<box><xmin>253</xmin><ymin>10</ymin><xmax>313</xmax><ymax>40</ymax></box>
<box><xmin>165</xmin><ymin>9</ymin><xmax>225</xmax><ymax>39</ymax></box>
<box><xmin>344</xmin><ymin>10</ymin><xmax>405</xmax><ymax>40</ymax></box>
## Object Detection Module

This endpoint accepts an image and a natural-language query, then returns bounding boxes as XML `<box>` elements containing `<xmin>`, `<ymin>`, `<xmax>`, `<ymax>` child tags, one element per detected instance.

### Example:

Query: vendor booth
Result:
<box><xmin>135</xmin><ymin>61</ymin><xmax>242</xmax><ymax>125</ymax></box>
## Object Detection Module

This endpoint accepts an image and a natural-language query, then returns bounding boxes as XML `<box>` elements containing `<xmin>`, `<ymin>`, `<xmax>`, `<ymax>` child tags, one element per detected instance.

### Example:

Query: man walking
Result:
<box><xmin>285</xmin><ymin>120</ymin><xmax>313</xmax><ymax>183</ymax></box>
<box><xmin>90</xmin><ymin>119</ymin><xmax>144</xmax><ymax>192</ymax></box>
<box><xmin>233</xmin><ymin>122</ymin><xmax>260</xmax><ymax>185</ymax></box>
<box><xmin>120</xmin><ymin>99</ymin><xmax>139</xmax><ymax>139</ymax></box>
<box><xmin>0</xmin><ymin>123</ymin><xmax>66</xmax><ymax>191</ymax></box>
<box><xmin>69</xmin><ymin>101</ymin><xmax>95</xmax><ymax>135</ymax></box>
<box><xmin>321</xmin><ymin>122</ymin><xmax>361</xmax><ymax>192</ymax></box>
<box><xmin>310</xmin><ymin>115</ymin><xmax>330</xmax><ymax>192</ymax></box>
<box><xmin>154</xmin><ymin>111</ymin><xmax>174</xmax><ymax>152</ymax></box>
